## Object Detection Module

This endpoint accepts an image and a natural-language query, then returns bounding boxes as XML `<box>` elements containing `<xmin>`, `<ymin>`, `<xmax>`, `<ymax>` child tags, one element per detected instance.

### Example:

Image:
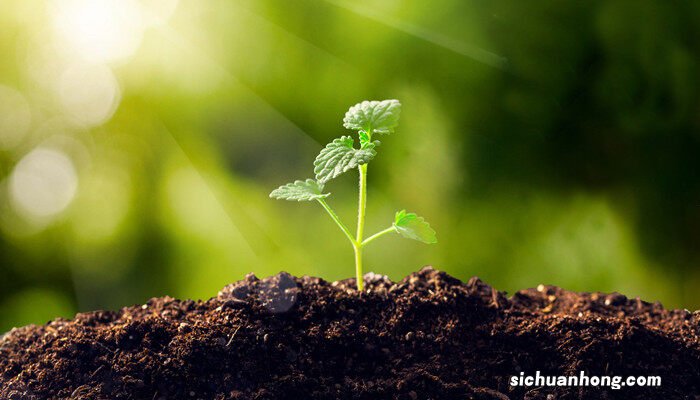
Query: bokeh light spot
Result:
<box><xmin>9</xmin><ymin>148</ymin><xmax>78</xmax><ymax>221</ymax></box>
<box><xmin>58</xmin><ymin>63</ymin><xmax>121</xmax><ymax>127</ymax></box>
<box><xmin>71</xmin><ymin>166</ymin><xmax>132</xmax><ymax>244</ymax></box>
<box><xmin>50</xmin><ymin>0</ymin><xmax>145</xmax><ymax>63</ymax></box>
<box><xmin>165</xmin><ymin>166</ymin><xmax>233</xmax><ymax>239</ymax></box>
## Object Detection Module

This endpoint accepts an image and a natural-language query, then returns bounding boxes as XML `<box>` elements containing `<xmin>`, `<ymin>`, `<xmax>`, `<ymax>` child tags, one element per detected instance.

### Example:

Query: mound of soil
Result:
<box><xmin>1</xmin><ymin>267</ymin><xmax>699</xmax><ymax>399</ymax></box>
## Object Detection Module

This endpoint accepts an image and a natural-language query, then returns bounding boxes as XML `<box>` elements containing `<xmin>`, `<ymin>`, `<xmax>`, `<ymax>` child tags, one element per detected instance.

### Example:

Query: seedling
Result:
<box><xmin>270</xmin><ymin>100</ymin><xmax>437</xmax><ymax>291</ymax></box>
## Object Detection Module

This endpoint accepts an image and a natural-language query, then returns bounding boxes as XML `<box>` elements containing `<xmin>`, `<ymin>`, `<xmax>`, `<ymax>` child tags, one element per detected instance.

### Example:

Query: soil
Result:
<box><xmin>1</xmin><ymin>267</ymin><xmax>699</xmax><ymax>400</ymax></box>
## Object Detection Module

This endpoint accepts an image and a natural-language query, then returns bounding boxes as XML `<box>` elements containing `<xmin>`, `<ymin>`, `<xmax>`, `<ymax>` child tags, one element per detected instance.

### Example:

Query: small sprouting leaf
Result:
<box><xmin>343</xmin><ymin>99</ymin><xmax>401</xmax><ymax>136</ymax></box>
<box><xmin>269</xmin><ymin>179</ymin><xmax>330</xmax><ymax>201</ymax></box>
<box><xmin>393</xmin><ymin>210</ymin><xmax>437</xmax><ymax>244</ymax></box>
<box><xmin>358</xmin><ymin>130</ymin><xmax>371</xmax><ymax>147</ymax></box>
<box><xmin>314</xmin><ymin>136</ymin><xmax>378</xmax><ymax>183</ymax></box>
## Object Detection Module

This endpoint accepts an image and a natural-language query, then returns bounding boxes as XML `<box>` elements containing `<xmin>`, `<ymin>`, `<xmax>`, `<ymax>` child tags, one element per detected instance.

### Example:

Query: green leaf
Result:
<box><xmin>393</xmin><ymin>210</ymin><xmax>437</xmax><ymax>244</ymax></box>
<box><xmin>358</xmin><ymin>130</ymin><xmax>371</xmax><ymax>147</ymax></box>
<box><xmin>343</xmin><ymin>99</ymin><xmax>401</xmax><ymax>136</ymax></box>
<box><xmin>314</xmin><ymin>136</ymin><xmax>378</xmax><ymax>183</ymax></box>
<box><xmin>269</xmin><ymin>179</ymin><xmax>330</xmax><ymax>201</ymax></box>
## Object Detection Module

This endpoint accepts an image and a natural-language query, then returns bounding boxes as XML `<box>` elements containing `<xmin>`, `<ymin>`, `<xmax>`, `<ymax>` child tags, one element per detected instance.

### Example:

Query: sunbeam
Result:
<box><xmin>152</xmin><ymin>24</ymin><xmax>322</xmax><ymax>259</ymax></box>
<box><xmin>325</xmin><ymin>0</ymin><xmax>508</xmax><ymax>70</ymax></box>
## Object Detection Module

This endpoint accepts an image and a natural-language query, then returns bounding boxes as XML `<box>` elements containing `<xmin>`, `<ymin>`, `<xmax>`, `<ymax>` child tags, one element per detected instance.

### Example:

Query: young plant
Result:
<box><xmin>270</xmin><ymin>100</ymin><xmax>437</xmax><ymax>291</ymax></box>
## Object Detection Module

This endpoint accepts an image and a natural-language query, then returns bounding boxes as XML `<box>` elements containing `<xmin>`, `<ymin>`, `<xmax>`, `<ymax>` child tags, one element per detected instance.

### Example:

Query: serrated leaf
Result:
<box><xmin>269</xmin><ymin>179</ymin><xmax>330</xmax><ymax>201</ymax></box>
<box><xmin>314</xmin><ymin>136</ymin><xmax>377</xmax><ymax>183</ymax></box>
<box><xmin>393</xmin><ymin>210</ymin><xmax>437</xmax><ymax>244</ymax></box>
<box><xmin>343</xmin><ymin>99</ymin><xmax>401</xmax><ymax>136</ymax></box>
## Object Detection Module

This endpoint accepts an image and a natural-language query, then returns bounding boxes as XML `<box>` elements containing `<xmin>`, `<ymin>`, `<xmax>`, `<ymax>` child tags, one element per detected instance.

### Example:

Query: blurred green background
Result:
<box><xmin>1</xmin><ymin>0</ymin><xmax>700</xmax><ymax>332</ymax></box>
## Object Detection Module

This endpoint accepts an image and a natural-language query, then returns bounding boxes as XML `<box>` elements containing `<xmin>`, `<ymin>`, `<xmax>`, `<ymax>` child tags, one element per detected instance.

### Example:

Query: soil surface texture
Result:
<box><xmin>1</xmin><ymin>267</ymin><xmax>699</xmax><ymax>399</ymax></box>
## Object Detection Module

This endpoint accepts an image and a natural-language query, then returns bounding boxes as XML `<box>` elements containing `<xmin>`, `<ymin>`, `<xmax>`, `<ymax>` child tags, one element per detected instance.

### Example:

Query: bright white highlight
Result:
<box><xmin>58</xmin><ymin>63</ymin><xmax>121</xmax><ymax>127</ymax></box>
<box><xmin>51</xmin><ymin>0</ymin><xmax>146</xmax><ymax>63</ymax></box>
<box><xmin>9</xmin><ymin>148</ymin><xmax>79</xmax><ymax>220</ymax></box>
<box><xmin>140</xmin><ymin>0</ymin><xmax>180</xmax><ymax>27</ymax></box>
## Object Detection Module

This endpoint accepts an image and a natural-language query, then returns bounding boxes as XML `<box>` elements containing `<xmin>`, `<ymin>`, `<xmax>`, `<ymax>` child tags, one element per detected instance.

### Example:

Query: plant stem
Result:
<box><xmin>361</xmin><ymin>226</ymin><xmax>396</xmax><ymax>247</ymax></box>
<box><xmin>353</xmin><ymin>245</ymin><xmax>363</xmax><ymax>291</ymax></box>
<box><xmin>355</xmin><ymin>163</ymin><xmax>368</xmax><ymax>291</ymax></box>
<box><xmin>317</xmin><ymin>198</ymin><xmax>356</xmax><ymax>245</ymax></box>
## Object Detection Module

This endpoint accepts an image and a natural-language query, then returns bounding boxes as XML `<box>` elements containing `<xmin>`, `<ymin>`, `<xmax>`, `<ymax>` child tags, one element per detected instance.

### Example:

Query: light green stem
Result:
<box><xmin>362</xmin><ymin>226</ymin><xmax>396</xmax><ymax>247</ymax></box>
<box><xmin>353</xmin><ymin>245</ymin><xmax>363</xmax><ymax>291</ymax></box>
<box><xmin>317</xmin><ymin>198</ymin><xmax>356</xmax><ymax>246</ymax></box>
<box><xmin>355</xmin><ymin>163</ymin><xmax>368</xmax><ymax>291</ymax></box>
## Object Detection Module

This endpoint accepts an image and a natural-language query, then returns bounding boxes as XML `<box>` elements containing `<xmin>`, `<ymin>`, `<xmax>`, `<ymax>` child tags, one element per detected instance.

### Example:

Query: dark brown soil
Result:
<box><xmin>1</xmin><ymin>267</ymin><xmax>699</xmax><ymax>399</ymax></box>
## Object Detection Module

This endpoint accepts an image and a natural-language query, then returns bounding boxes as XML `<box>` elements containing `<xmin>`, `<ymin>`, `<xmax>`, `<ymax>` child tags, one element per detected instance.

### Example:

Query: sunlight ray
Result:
<box><xmin>325</xmin><ymin>0</ymin><xmax>508</xmax><ymax>70</ymax></box>
<box><xmin>152</xmin><ymin>26</ymin><xmax>319</xmax><ymax>258</ymax></box>
<box><xmin>157</xmin><ymin>24</ymin><xmax>321</xmax><ymax>145</ymax></box>
<box><xmin>234</xmin><ymin>2</ymin><xmax>355</xmax><ymax>73</ymax></box>
<box><xmin>157</xmin><ymin>122</ymin><xmax>259</xmax><ymax>258</ymax></box>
